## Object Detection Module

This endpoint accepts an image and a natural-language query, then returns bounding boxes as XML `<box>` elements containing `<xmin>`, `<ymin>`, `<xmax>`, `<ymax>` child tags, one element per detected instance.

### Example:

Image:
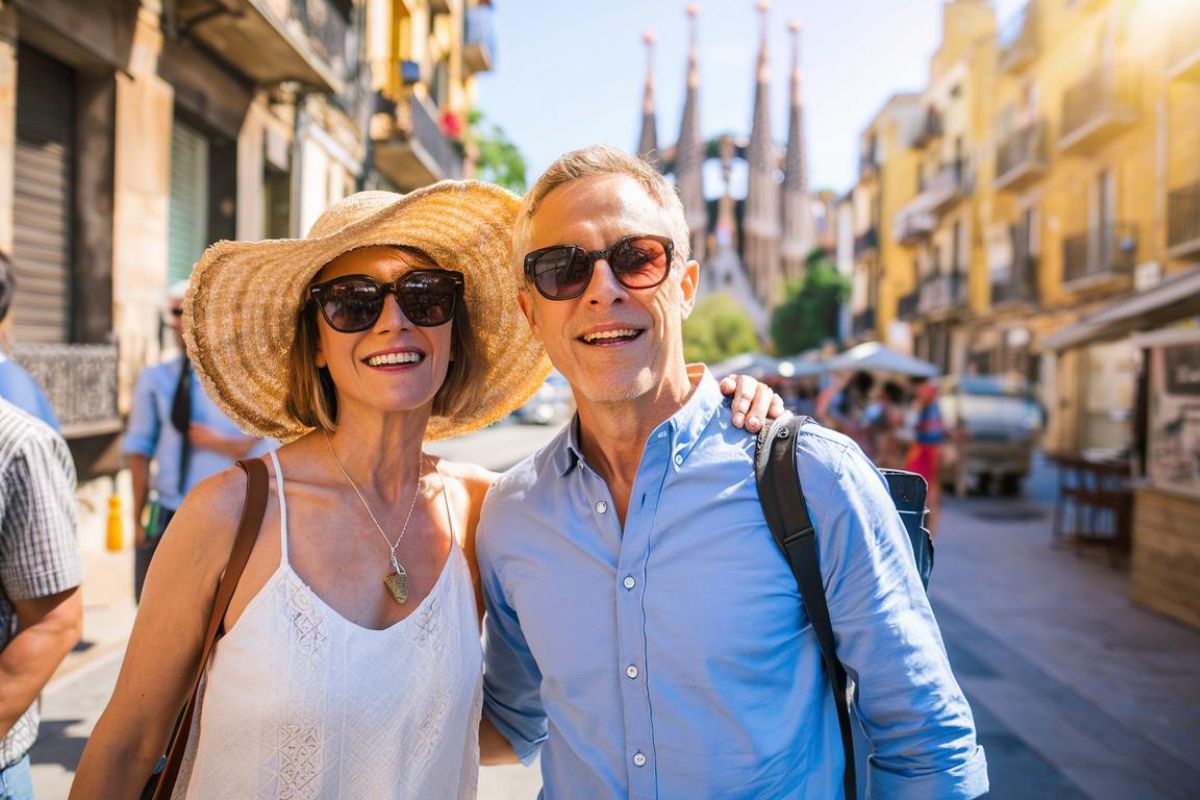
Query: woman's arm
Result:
<box><xmin>69</xmin><ymin>467</ymin><xmax>249</xmax><ymax>799</ymax></box>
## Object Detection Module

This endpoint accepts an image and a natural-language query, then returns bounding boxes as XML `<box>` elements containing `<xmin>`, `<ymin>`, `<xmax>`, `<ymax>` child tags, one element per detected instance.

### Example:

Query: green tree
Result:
<box><xmin>770</xmin><ymin>250</ymin><xmax>850</xmax><ymax>356</ymax></box>
<box><xmin>467</xmin><ymin>110</ymin><xmax>527</xmax><ymax>193</ymax></box>
<box><xmin>683</xmin><ymin>292</ymin><xmax>761</xmax><ymax>364</ymax></box>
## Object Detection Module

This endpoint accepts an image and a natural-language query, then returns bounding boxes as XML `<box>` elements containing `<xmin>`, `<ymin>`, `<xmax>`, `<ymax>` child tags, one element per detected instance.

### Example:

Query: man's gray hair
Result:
<box><xmin>511</xmin><ymin>145</ymin><xmax>692</xmax><ymax>274</ymax></box>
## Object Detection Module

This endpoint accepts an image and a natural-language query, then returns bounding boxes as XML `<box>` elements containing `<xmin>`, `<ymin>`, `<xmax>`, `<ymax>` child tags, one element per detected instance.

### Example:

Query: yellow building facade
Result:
<box><xmin>368</xmin><ymin>0</ymin><xmax>494</xmax><ymax>192</ymax></box>
<box><xmin>855</xmin><ymin>0</ymin><xmax>1200</xmax><ymax>454</ymax></box>
<box><xmin>848</xmin><ymin>94</ymin><xmax>924</xmax><ymax>350</ymax></box>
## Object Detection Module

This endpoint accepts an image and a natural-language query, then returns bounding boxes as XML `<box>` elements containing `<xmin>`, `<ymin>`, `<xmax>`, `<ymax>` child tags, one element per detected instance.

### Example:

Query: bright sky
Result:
<box><xmin>475</xmin><ymin>0</ymin><xmax>1025</xmax><ymax>196</ymax></box>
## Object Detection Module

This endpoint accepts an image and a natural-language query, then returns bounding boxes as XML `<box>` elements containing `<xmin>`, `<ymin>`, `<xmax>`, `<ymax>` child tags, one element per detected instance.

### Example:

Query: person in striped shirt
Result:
<box><xmin>0</xmin><ymin>397</ymin><xmax>82</xmax><ymax>798</ymax></box>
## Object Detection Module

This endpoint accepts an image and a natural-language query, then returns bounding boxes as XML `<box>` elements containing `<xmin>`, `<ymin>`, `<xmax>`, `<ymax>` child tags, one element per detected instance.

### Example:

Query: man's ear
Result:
<box><xmin>517</xmin><ymin>289</ymin><xmax>541</xmax><ymax>338</ymax></box>
<box><xmin>678</xmin><ymin>259</ymin><xmax>700</xmax><ymax>321</ymax></box>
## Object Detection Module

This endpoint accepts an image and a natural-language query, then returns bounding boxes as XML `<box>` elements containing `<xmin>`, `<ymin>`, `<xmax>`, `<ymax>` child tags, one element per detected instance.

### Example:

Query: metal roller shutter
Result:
<box><xmin>13</xmin><ymin>45</ymin><xmax>75</xmax><ymax>344</ymax></box>
<box><xmin>168</xmin><ymin>119</ymin><xmax>210</xmax><ymax>286</ymax></box>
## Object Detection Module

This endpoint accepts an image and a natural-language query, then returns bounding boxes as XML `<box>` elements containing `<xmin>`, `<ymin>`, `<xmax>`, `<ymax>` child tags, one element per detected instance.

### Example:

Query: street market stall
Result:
<box><xmin>1129</xmin><ymin>329</ymin><xmax>1200</xmax><ymax>631</ymax></box>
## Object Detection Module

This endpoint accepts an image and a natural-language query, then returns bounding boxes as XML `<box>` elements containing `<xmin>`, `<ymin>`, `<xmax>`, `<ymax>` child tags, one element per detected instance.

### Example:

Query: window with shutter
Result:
<box><xmin>168</xmin><ymin>118</ymin><xmax>210</xmax><ymax>286</ymax></box>
<box><xmin>12</xmin><ymin>45</ymin><xmax>75</xmax><ymax>344</ymax></box>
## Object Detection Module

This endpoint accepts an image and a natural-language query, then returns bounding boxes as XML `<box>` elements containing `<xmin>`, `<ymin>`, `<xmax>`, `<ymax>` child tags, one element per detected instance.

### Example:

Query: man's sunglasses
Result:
<box><xmin>523</xmin><ymin>234</ymin><xmax>673</xmax><ymax>301</ymax></box>
<box><xmin>308</xmin><ymin>270</ymin><xmax>464</xmax><ymax>332</ymax></box>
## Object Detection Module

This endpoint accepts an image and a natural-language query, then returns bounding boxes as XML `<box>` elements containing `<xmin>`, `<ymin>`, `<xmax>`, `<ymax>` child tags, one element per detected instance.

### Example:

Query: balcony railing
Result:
<box><xmin>898</xmin><ymin>291</ymin><xmax>919</xmax><ymax>320</ymax></box>
<box><xmin>852</xmin><ymin>308</ymin><xmax>877</xmax><ymax>336</ymax></box>
<box><xmin>998</xmin><ymin>3</ymin><xmax>1037</xmax><ymax>74</ymax></box>
<box><xmin>176</xmin><ymin>0</ymin><xmax>349</xmax><ymax>92</ymax></box>
<box><xmin>463</xmin><ymin>5</ymin><xmax>496</xmax><ymax>74</ymax></box>
<box><xmin>894</xmin><ymin>207</ymin><xmax>937</xmax><ymax>244</ymax></box>
<box><xmin>371</xmin><ymin>92</ymin><xmax>464</xmax><ymax>190</ymax></box>
<box><xmin>919</xmin><ymin>160</ymin><xmax>969</xmax><ymax>214</ymax></box>
<box><xmin>910</xmin><ymin>107</ymin><xmax>943</xmax><ymax>148</ymax></box>
<box><xmin>1062</xmin><ymin>223</ymin><xmax>1138</xmax><ymax>287</ymax></box>
<box><xmin>1059</xmin><ymin>64</ymin><xmax>1136</xmax><ymax>153</ymax></box>
<box><xmin>991</xmin><ymin>255</ymin><xmax>1040</xmax><ymax>306</ymax></box>
<box><xmin>11</xmin><ymin>343</ymin><xmax>121</xmax><ymax>438</ymax></box>
<box><xmin>1167</xmin><ymin>11</ymin><xmax>1200</xmax><ymax>81</ymax></box>
<box><xmin>1167</xmin><ymin>183</ymin><xmax>1200</xmax><ymax>260</ymax></box>
<box><xmin>995</xmin><ymin>121</ymin><xmax>1047</xmax><ymax>191</ymax></box>
<box><xmin>917</xmin><ymin>272</ymin><xmax>968</xmax><ymax>315</ymax></box>
<box><xmin>854</xmin><ymin>227</ymin><xmax>879</xmax><ymax>258</ymax></box>
<box><xmin>859</xmin><ymin>151</ymin><xmax>878</xmax><ymax>177</ymax></box>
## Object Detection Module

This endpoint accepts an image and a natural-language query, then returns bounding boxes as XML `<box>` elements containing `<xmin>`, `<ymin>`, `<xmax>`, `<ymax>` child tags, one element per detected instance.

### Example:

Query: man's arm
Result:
<box><xmin>187</xmin><ymin>424</ymin><xmax>258</xmax><ymax>460</ymax></box>
<box><xmin>476</xmin><ymin>494</ymin><xmax>548</xmax><ymax>767</ymax></box>
<box><xmin>0</xmin><ymin>588</ymin><xmax>82</xmax><ymax>740</ymax></box>
<box><xmin>127</xmin><ymin>453</ymin><xmax>151</xmax><ymax>548</ymax></box>
<box><xmin>123</xmin><ymin>369</ymin><xmax>160</xmax><ymax>545</ymax></box>
<box><xmin>480</xmin><ymin>717</ymin><xmax>519</xmax><ymax>765</ymax></box>
<box><xmin>0</xmin><ymin>426</ymin><xmax>82</xmax><ymax>740</ymax></box>
<box><xmin>799</xmin><ymin>432</ymin><xmax>988</xmax><ymax>799</ymax></box>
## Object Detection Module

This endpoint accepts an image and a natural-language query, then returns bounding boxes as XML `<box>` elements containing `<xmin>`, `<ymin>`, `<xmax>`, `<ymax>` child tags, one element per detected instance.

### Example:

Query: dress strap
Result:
<box><xmin>268</xmin><ymin>449</ymin><xmax>290</xmax><ymax>564</ymax></box>
<box><xmin>430</xmin><ymin>457</ymin><xmax>457</xmax><ymax>548</ymax></box>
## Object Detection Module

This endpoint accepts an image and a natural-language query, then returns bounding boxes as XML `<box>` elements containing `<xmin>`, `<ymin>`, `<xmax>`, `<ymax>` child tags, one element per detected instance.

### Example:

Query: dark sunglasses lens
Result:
<box><xmin>611</xmin><ymin>238</ymin><xmax>669</xmax><ymax>288</ymax></box>
<box><xmin>532</xmin><ymin>248</ymin><xmax>592</xmax><ymax>299</ymax></box>
<box><xmin>397</xmin><ymin>272</ymin><xmax>458</xmax><ymax>326</ymax></box>
<box><xmin>319</xmin><ymin>280</ymin><xmax>384</xmax><ymax>332</ymax></box>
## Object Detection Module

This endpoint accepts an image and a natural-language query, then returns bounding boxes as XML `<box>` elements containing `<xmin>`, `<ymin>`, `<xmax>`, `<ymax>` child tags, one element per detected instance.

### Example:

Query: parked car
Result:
<box><xmin>936</xmin><ymin>375</ymin><xmax>1043</xmax><ymax>496</ymax></box>
<box><xmin>512</xmin><ymin>371</ymin><xmax>575</xmax><ymax>425</ymax></box>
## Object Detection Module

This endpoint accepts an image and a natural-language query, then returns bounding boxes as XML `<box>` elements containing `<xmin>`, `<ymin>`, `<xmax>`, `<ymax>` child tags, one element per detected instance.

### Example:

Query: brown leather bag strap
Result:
<box><xmin>151</xmin><ymin>457</ymin><xmax>269</xmax><ymax>799</ymax></box>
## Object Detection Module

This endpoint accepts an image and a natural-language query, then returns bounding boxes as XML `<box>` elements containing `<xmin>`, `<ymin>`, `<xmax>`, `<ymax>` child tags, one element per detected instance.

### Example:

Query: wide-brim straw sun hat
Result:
<box><xmin>183</xmin><ymin>181</ymin><xmax>550</xmax><ymax>442</ymax></box>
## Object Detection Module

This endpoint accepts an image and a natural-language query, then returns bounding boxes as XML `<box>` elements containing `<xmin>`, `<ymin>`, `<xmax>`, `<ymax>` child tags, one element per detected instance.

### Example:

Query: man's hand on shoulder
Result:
<box><xmin>718</xmin><ymin>373</ymin><xmax>787</xmax><ymax>432</ymax></box>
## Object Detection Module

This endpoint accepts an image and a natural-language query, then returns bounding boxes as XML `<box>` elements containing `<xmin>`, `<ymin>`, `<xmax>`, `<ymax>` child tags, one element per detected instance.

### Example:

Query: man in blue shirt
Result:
<box><xmin>477</xmin><ymin>146</ymin><xmax>988</xmax><ymax>799</ymax></box>
<box><xmin>0</xmin><ymin>252</ymin><xmax>60</xmax><ymax>430</ymax></box>
<box><xmin>123</xmin><ymin>282</ymin><xmax>273</xmax><ymax>601</ymax></box>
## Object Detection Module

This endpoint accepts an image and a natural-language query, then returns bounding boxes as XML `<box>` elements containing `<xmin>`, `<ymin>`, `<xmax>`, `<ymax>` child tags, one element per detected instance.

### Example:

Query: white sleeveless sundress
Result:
<box><xmin>173</xmin><ymin>450</ymin><xmax>483</xmax><ymax>799</ymax></box>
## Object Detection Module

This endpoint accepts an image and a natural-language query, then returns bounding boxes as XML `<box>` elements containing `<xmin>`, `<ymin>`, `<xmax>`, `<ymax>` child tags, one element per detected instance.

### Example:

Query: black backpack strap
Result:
<box><xmin>756</xmin><ymin>414</ymin><xmax>857</xmax><ymax>800</ymax></box>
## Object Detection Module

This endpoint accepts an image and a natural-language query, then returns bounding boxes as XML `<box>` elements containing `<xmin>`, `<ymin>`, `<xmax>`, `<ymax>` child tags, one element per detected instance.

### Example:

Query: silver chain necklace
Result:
<box><xmin>323</xmin><ymin>430</ymin><xmax>424</xmax><ymax>605</ymax></box>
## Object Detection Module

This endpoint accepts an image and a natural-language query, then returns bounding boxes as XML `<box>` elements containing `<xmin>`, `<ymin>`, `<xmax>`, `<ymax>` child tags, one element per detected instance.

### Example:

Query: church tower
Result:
<box><xmin>781</xmin><ymin>18</ymin><xmax>815</xmax><ymax>285</ymax></box>
<box><xmin>636</xmin><ymin>29</ymin><xmax>660</xmax><ymax>168</ymax></box>
<box><xmin>674</xmin><ymin>5</ymin><xmax>707</xmax><ymax>267</ymax></box>
<box><xmin>743</xmin><ymin>0</ymin><xmax>781</xmax><ymax>307</ymax></box>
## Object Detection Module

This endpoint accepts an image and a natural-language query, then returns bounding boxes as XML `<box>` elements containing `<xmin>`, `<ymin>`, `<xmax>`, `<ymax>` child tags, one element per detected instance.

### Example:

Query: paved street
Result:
<box><xmin>31</xmin><ymin>426</ymin><xmax>1200</xmax><ymax>799</ymax></box>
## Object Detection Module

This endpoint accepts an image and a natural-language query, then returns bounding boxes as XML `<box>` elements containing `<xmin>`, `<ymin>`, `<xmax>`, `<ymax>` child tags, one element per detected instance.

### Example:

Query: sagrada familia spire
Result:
<box><xmin>781</xmin><ymin>18</ymin><xmax>814</xmax><ymax>285</ymax></box>
<box><xmin>674</xmin><ymin>5</ymin><xmax>707</xmax><ymax>266</ymax></box>
<box><xmin>743</xmin><ymin>0</ymin><xmax>781</xmax><ymax>306</ymax></box>
<box><xmin>634</xmin><ymin>2</ymin><xmax>815</xmax><ymax>332</ymax></box>
<box><xmin>636</xmin><ymin>29</ymin><xmax>659</xmax><ymax>169</ymax></box>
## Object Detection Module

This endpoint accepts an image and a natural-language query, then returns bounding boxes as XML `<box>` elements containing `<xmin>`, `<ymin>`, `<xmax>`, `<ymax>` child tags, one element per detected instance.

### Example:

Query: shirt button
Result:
<box><xmin>623</xmin><ymin>576</ymin><xmax>636</xmax><ymax>590</ymax></box>
<box><xmin>626</xmin><ymin>665</ymin><xmax>639</xmax><ymax>679</ymax></box>
<box><xmin>657</xmin><ymin>431</ymin><xmax>666</xmax><ymax>439</ymax></box>
<box><xmin>595</xmin><ymin>501</ymin><xmax>608</xmax><ymax>514</ymax></box>
<box><xmin>633</xmin><ymin>752</ymin><xmax>647</xmax><ymax>767</ymax></box>
<box><xmin>674</xmin><ymin>454</ymin><xmax>683</xmax><ymax>466</ymax></box>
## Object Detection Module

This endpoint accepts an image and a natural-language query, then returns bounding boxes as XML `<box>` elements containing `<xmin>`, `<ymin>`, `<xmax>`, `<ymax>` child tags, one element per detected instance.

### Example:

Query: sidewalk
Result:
<box><xmin>932</xmin><ymin>494</ymin><xmax>1200</xmax><ymax>799</ymax></box>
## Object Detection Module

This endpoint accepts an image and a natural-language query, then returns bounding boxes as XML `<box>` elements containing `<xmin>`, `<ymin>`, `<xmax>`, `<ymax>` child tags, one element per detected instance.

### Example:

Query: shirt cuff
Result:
<box><xmin>868</xmin><ymin>745</ymin><xmax>988</xmax><ymax>800</ymax></box>
<box><xmin>120</xmin><ymin>437</ymin><xmax>155</xmax><ymax>458</ymax></box>
<box><xmin>481</xmin><ymin>699</ymin><xmax>545</xmax><ymax>767</ymax></box>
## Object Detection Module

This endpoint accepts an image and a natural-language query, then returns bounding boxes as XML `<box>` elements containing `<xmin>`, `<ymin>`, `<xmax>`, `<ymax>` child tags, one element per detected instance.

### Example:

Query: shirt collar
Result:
<box><xmin>552</xmin><ymin>365</ymin><xmax>724</xmax><ymax>477</ymax></box>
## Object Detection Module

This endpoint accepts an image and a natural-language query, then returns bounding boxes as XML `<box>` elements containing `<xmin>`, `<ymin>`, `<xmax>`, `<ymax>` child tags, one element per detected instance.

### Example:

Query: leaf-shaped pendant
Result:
<box><xmin>384</xmin><ymin>568</ymin><xmax>409</xmax><ymax>605</ymax></box>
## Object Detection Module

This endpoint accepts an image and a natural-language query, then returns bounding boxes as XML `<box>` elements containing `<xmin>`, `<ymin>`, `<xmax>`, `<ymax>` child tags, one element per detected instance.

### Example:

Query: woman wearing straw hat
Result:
<box><xmin>72</xmin><ymin>182</ymin><xmax>777</xmax><ymax>799</ymax></box>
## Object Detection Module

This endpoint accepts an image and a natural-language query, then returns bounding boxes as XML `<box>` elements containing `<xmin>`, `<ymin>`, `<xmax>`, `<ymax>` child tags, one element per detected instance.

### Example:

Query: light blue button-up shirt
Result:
<box><xmin>478</xmin><ymin>370</ymin><xmax>987</xmax><ymax>799</ymax></box>
<box><xmin>122</xmin><ymin>355</ymin><xmax>273</xmax><ymax>511</ymax></box>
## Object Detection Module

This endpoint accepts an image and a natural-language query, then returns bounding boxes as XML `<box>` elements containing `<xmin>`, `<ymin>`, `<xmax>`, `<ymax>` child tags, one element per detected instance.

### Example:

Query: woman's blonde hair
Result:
<box><xmin>284</xmin><ymin>247</ymin><xmax>482</xmax><ymax>431</ymax></box>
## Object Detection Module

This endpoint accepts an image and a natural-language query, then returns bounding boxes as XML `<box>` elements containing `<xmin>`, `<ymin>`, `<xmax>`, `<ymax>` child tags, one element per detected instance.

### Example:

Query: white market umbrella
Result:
<box><xmin>826</xmin><ymin>342</ymin><xmax>939</xmax><ymax>378</ymax></box>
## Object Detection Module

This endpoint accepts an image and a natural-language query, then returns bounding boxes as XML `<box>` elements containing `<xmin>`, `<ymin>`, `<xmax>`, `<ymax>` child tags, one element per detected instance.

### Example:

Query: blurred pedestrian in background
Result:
<box><xmin>0</xmin><ymin>254</ymin><xmax>59</xmax><ymax>431</ymax></box>
<box><xmin>904</xmin><ymin>379</ymin><xmax>948</xmax><ymax>533</ymax></box>
<box><xmin>0</xmin><ymin>398</ymin><xmax>81</xmax><ymax>799</ymax></box>
<box><xmin>122</xmin><ymin>281</ymin><xmax>273</xmax><ymax>603</ymax></box>
<box><xmin>864</xmin><ymin>380</ymin><xmax>907</xmax><ymax>469</ymax></box>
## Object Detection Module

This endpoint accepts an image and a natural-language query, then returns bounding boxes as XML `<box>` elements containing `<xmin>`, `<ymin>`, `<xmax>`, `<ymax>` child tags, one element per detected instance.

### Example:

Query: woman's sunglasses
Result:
<box><xmin>309</xmin><ymin>270</ymin><xmax>464</xmax><ymax>332</ymax></box>
<box><xmin>523</xmin><ymin>234</ymin><xmax>673</xmax><ymax>301</ymax></box>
